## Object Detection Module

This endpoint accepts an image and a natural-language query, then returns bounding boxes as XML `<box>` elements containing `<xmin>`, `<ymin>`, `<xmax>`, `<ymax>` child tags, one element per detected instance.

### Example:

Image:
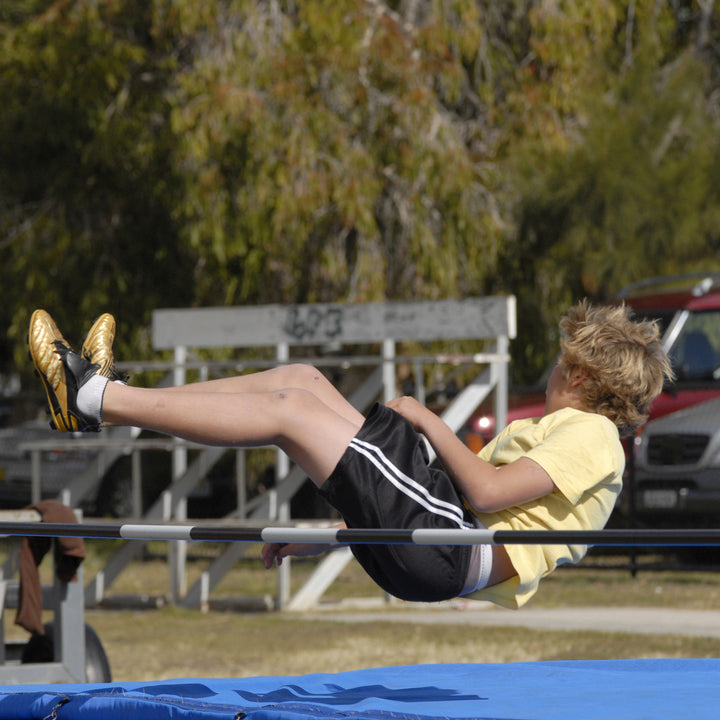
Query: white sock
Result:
<box><xmin>77</xmin><ymin>374</ymin><xmax>109</xmax><ymax>423</ymax></box>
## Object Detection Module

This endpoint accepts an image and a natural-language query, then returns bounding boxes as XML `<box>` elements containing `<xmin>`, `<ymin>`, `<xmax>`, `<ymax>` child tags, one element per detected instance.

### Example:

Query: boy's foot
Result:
<box><xmin>28</xmin><ymin>309</ymin><xmax>103</xmax><ymax>432</ymax></box>
<box><xmin>81</xmin><ymin>313</ymin><xmax>127</xmax><ymax>382</ymax></box>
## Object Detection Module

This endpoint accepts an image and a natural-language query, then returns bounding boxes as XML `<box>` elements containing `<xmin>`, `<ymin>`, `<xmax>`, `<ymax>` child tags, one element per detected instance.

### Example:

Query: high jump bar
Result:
<box><xmin>1</xmin><ymin>522</ymin><xmax>720</xmax><ymax>546</ymax></box>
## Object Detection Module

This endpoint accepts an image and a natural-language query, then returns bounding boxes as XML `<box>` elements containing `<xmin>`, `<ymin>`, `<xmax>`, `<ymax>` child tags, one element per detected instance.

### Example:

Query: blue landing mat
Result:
<box><xmin>0</xmin><ymin>659</ymin><xmax>718</xmax><ymax>720</ymax></box>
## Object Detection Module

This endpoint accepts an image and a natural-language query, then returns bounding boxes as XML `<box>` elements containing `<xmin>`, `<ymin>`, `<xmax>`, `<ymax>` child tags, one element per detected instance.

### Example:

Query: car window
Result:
<box><xmin>668</xmin><ymin>310</ymin><xmax>720</xmax><ymax>382</ymax></box>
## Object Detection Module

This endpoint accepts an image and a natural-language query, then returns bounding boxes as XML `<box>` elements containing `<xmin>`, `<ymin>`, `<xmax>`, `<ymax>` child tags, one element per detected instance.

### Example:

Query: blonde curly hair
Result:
<box><xmin>558</xmin><ymin>300</ymin><xmax>674</xmax><ymax>437</ymax></box>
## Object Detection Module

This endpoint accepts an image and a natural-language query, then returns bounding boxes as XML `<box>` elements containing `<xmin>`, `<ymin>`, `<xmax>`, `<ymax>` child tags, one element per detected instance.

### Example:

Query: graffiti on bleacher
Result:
<box><xmin>283</xmin><ymin>306</ymin><xmax>345</xmax><ymax>342</ymax></box>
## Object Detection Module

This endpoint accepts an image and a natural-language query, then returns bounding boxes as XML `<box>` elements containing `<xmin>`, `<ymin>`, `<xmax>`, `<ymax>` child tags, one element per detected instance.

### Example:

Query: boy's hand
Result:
<box><xmin>262</xmin><ymin>542</ymin><xmax>289</xmax><ymax>568</ymax></box>
<box><xmin>386</xmin><ymin>395</ymin><xmax>433</xmax><ymax>432</ymax></box>
<box><xmin>261</xmin><ymin>541</ymin><xmax>333</xmax><ymax>568</ymax></box>
<box><xmin>262</xmin><ymin>522</ymin><xmax>347</xmax><ymax>568</ymax></box>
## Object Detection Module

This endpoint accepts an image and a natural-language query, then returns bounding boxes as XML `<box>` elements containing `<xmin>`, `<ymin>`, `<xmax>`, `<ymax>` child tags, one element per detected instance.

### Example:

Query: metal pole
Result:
<box><xmin>2</xmin><ymin>522</ymin><xmax>720</xmax><ymax>547</ymax></box>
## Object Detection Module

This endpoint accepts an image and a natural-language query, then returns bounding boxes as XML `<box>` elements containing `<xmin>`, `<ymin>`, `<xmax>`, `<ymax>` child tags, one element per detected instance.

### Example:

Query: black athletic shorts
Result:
<box><xmin>319</xmin><ymin>403</ymin><xmax>475</xmax><ymax>602</ymax></box>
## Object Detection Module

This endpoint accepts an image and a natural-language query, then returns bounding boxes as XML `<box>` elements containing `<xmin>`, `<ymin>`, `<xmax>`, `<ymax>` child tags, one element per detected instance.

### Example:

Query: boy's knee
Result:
<box><xmin>283</xmin><ymin>363</ymin><xmax>324</xmax><ymax>387</ymax></box>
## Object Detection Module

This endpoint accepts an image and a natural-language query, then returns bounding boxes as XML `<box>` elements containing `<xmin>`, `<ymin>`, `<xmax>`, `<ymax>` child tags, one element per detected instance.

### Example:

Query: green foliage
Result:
<box><xmin>1</xmin><ymin>0</ymin><xmax>508</xmax><ymax>388</ymax></box>
<box><xmin>0</xmin><ymin>0</ymin><xmax>193</xmax><ymax>374</ymax></box>
<box><xmin>168</xmin><ymin>0</ymin><xmax>501</xmax><ymax>306</ymax></box>
<box><xmin>2</xmin><ymin>0</ymin><xmax>720</xmax><ymax>389</ymax></box>
<box><xmin>490</xmin><ymin>0</ymin><xmax>720</xmax><ymax>380</ymax></box>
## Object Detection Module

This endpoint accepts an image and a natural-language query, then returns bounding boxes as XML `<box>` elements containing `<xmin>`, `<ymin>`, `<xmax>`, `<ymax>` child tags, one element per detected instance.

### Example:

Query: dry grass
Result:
<box><xmin>5</xmin><ymin>540</ymin><xmax>720</xmax><ymax>682</ymax></box>
<box><xmin>75</xmin><ymin>541</ymin><xmax>720</xmax><ymax>609</ymax></box>
<box><xmin>83</xmin><ymin>608</ymin><xmax>720</xmax><ymax>682</ymax></box>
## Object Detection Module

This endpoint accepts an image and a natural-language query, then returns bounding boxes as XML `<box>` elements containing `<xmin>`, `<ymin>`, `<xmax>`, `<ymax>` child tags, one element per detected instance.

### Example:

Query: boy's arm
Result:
<box><xmin>387</xmin><ymin>396</ymin><xmax>554</xmax><ymax>514</ymax></box>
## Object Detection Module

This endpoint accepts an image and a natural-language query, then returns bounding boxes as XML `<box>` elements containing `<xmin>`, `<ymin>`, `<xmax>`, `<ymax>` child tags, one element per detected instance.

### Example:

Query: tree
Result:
<box><xmin>167</xmin><ymin>0</ymin><xmax>506</xmax><ymax>306</ymax></box>
<box><xmin>489</xmin><ymin>0</ymin><xmax>720</xmax><ymax>380</ymax></box>
<box><xmin>1</xmin><ymin>0</ymin><xmax>512</xmax><ymax>384</ymax></box>
<box><xmin>0</xmin><ymin>0</ymin><xmax>193</xmax><ymax>376</ymax></box>
<box><xmin>4</xmin><ymin>0</ymin><xmax>720</xmax><ymax>389</ymax></box>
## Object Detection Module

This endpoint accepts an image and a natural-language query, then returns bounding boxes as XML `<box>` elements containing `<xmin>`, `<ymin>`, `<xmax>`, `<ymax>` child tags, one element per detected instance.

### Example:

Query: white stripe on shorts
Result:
<box><xmin>348</xmin><ymin>437</ymin><xmax>474</xmax><ymax>530</ymax></box>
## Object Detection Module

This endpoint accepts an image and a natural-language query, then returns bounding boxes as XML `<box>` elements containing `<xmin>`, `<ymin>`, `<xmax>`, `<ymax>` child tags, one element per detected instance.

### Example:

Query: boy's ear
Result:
<box><xmin>567</xmin><ymin>367</ymin><xmax>589</xmax><ymax>387</ymax></box>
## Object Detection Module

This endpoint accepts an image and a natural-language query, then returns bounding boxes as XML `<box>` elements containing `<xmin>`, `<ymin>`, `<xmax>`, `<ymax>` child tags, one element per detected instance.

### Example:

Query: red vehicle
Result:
<box><xmin>463</xmin><ymin>272</ymin><xmax>720</xmax><ymax>452</ymax></box>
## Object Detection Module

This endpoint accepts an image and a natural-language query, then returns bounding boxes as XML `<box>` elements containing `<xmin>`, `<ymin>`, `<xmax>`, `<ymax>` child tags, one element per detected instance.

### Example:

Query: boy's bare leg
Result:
<box><xmin>28</xmin><ymin>311</ymin><xmax>364</xmax><ymax>483</ymax></box>
<box><xmin>162</xmin><ymin>364</ymin><xmax>364</xmax><ymax>427</ymax></box>
<box><xmin>102</xmin><ymin>382</ymin><xmax>362</xmax><ymax>486</ymax></box>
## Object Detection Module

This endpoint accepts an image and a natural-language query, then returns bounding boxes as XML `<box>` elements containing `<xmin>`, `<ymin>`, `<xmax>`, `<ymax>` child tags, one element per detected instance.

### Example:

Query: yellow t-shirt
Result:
<box><xmin>469</xmin><ymin>407</ymin><xmax>624</xmax><ymax>609</ymax></box>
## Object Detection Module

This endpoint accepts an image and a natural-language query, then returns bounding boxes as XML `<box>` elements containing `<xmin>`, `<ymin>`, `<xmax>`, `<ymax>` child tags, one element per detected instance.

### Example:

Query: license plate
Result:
<box><xmin>641</xmin><ymin>489</ymin><xmax>678</xmax><ymax>509</ymax></box>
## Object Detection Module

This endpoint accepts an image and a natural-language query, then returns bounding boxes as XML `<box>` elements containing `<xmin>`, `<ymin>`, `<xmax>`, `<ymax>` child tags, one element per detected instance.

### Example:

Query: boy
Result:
<box><xmin>28</xmin><ymin>301</ymin><xmax>672</xmax><ymax>607</ymax></box>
